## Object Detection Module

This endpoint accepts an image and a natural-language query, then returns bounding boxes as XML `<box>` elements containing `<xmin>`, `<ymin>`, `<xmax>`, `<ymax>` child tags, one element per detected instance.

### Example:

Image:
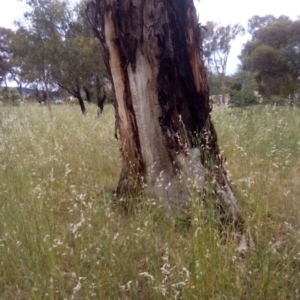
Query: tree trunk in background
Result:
<box><xmin>289</xmin><ymin>92</ymin><xmax>294</xmax><ymax>108</ymax></box>
<box><xmin>87</xmin><ymin>0</ymin><xmax>247</xmax><ymax>247</ymax></box>
<box><xmin>96</xmin><ymin>74</ymin><xmax>106</xmax><ymax>114</ymax></box>
<box><xmin>17</xmin><ymin>83</ymin><xmax>23</xmax><ymax>102</ymax></box>
<box><xmin>83</xmin><ymin>86</ymin><xmax>92</xmax><ymax>103</ymax></box>
<box><xmin>73</xmin><ymin>85</ymin><xmax>86</xmax><ymax>115</ymax></box>
<box><xmin>42</xmin><ymin>73</ymin><xmax>52</xmax><ymax>114</ymax></box>
<box><xmin>57</xmin><ymin>83</ymin><xmax>86</xmax><ymax>114</ymax></box>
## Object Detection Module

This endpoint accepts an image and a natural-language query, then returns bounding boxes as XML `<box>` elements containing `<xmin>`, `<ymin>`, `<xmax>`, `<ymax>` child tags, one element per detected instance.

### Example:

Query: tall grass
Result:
<box><xmin>0</xmin><ymin>103</ymin><xmax>300</xmax><ymax>299</ymax></box>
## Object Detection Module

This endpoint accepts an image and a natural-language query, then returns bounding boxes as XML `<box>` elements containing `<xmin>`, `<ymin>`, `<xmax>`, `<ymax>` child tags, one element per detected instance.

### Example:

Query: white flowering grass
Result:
<box><xmin>0</xmin><ymin>103</ymin><xmax>300</xmax><ymax>299</ymax></box>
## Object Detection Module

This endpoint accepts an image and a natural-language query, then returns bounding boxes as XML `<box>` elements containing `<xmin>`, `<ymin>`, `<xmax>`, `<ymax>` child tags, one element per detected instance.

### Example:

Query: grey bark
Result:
<box><xmin>87</xmin><ymin>0</ymin><xmax>248</xmax><ymax>249</ymax></box>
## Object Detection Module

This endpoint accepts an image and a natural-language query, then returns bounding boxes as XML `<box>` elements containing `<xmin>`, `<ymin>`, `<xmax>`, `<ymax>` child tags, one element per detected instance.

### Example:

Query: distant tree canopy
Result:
<box><xmin>241</xmin><ymin>15</ymin><xmax>300</xmax><ymax>105</ymax></box>
<box><xmin>0</xmin><ymin>0</ymin><xmax>108</xmax><ymax>113</ymax></box>
<box><xmin>1</xmin><ymin>1</ymin><xmax>299</xmax><ymax>109</ymax></box>
<box><xmin>202</xmin><ymin>21</ymin><xmax>244</xmax><ymax>104</ymax></box>
<box><xmin>0</xmin><ymin>27</ymin><xmax>14</xmax><ymax>85</ymax></box>
<box><xmin>202</xmin><ymin>21</ymin><xmax>245</xmax><ymax>76</ymax></box>
<box><xmin>200</xmin><ymin>15</ymin><xmax>300</xmax><ymax>107</ymax></box>
<box><xmin>229</xmin><ymin>71</ymin><xmax>258</xmax><ymax>107</ymax></box>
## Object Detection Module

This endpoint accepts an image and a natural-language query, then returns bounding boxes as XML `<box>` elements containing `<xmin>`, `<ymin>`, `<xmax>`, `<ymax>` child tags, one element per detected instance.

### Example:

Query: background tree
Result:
<box><xmin>206</xmin><ymin>71</ymin><xmax>222</xmax><ymax>96</ymax></box>
<box><xmin>280</xmin><ymin>20</ymin><xmax>300</xmax><ymax>105</ymax></box>
<box><xmin>52</xmin><ymin>1</ymin><xmax>108</xmax><ymax>114</ymax></box>
<box><xmin>0</xmin><ymin>27</ymin><xmax>14</xmax><ymax>86</ymax></box>
<box><xmin>202</xmin><ymin>21</ymin><xmax>245</xmax><ymax>104</ymax></box>
<box><xmin>229</xmin><ymin>70</ymin><xmax>258</xmax><ymax>107</ymax></box>
<box><xmin>9</xmin><ymin>0</ymin><xmax>108</xmax><ymax>113</ymax></box>
<box><xmin>87</xmin><ymin>0</ymin><xmax>247</xmax><ymax>248</ymax></box>
<box><xmin>13</xmin><ymin>0</ymin><xmax>72</xmax><ymax>107</ymax></box>
<box><xmin>9</xmin><ymin>27</ymin><xmax>37</xmax><ymax>101</ymax></box>
<box><xmin>241</xmin><ymin>16</ymin><xmax>300</xmax><ymax>104</ymax></box>
<box><xmin>247</xmin><ymin>15</ymin><xmax>277</xmax><ymax>38</ymax></box>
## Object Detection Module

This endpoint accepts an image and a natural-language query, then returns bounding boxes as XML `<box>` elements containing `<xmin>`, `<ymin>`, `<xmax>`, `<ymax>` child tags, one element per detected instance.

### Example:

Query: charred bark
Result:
<box><xmin>87</xmin><ymin>0</ymin><xmax>247</xmax><ymax>247</ymax></box>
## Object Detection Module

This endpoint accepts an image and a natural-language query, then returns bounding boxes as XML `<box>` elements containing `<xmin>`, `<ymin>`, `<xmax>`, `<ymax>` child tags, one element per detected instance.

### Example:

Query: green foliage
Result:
<box><xmin>6</xmin><ymin>0</ymin><xmax>108</xmax><ymax>110</ymax></box>
<box><xmin>207</xmin><ymin>74</ymin><xmax>219</xmax><ymax>96</ymax></box>
<box><xmin>0</xmin><ymin>87</ymin><xmax>20</xmax><ymax>105</ymax></box>
<box><xmin>202</xmin><ymin>22</ymin><xmax>245</xmax><ymax>103</ymax></box>
<box><xmin>1</xmin><ymin>104</ymin><xmax>300</xmax><ymax>298</ymax></box>
<box><xmin>230</xmin><ymin>83</ymin><xmax>257</xmax><ymax>107</ymax></box>
<box><xmin>241</xmin><ymin>16</ymin><xmax>300</xmax><ymax>101</ymax></box>
<box><xmin>264</xmin><ymin>95</ymin><xmax>288</xmax><ymax>106</ymax></box>
<box><xmin>0</xmin><ymin>27</ymin><xmax>14</xmax><ymax>84</ymax></box>
<box><xmin>255</xmin><ymin>16</ymin><xmax>293</xmax><ymax>49</ymax></box>
<box><xmin>247</xmin><ymin>15</ymin><xmax>277</xmax><ymax>37</ymax></box>
<box><xmin>203</xmin><ymin>22</ymin><xmax>245</xmax><ymax>76</ymax></box>
<box><xmin>280</xmin><ymin>44</ymin><xmax>300</xmax><ymax>103</ymax></box>
<box><xmin>251</xmin><ymin>45</ymin><xmax>288</xmax><ymax>75</ymax></box>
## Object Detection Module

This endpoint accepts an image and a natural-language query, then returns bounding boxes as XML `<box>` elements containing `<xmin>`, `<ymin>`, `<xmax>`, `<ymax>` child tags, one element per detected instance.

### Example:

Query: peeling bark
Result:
<box><xmin>87</xmin><ymin>0</ymin><xmax>246</xmax><ymax>245</ymax></box>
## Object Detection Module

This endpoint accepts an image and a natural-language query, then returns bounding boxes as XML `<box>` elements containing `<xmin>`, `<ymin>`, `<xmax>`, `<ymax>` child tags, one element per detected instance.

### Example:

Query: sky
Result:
<box><xmin>196</xmin><ymin>0</ymin><xmax>299</xmax><ymax>73</ymax></box>
<box><xmin>0</xmin><ymin>0</ymin><xmax>299</xmax><ymax>74</ymax></box>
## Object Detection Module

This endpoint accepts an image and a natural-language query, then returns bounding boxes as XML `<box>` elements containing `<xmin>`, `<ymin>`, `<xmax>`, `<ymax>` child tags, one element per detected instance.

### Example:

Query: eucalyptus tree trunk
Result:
<box><xmin>87</xmin><ymin>0</ymin><xmax>247</xmax><ymax>247</ymax></box>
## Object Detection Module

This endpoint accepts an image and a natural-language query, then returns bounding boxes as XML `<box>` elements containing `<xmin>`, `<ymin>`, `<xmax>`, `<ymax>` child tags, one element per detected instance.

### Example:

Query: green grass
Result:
<box><xmin>0</xmin><ymin>103</ymin><xmax>300</xmax><ymax>299</ymax></box>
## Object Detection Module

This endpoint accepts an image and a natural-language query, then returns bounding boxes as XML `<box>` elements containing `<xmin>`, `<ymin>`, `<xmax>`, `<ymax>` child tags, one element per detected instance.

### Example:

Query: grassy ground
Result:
<box><xmin>0</xmin><ymin>103</ymin><xmax>300</xmax><ymax>299</ymax></box>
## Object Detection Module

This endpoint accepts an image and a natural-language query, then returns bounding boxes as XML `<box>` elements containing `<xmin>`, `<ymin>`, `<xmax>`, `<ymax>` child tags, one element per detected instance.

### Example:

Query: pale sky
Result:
<box><xmin>195</xmin><ymin>0</ymin><xmax>299</xmax><ymax>73</ymax></box>
<box><xmin>0</xmin><ymin>0</ymin><xmax>299</xmax><ymax>74</ymax></box>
